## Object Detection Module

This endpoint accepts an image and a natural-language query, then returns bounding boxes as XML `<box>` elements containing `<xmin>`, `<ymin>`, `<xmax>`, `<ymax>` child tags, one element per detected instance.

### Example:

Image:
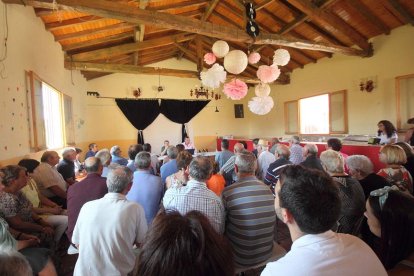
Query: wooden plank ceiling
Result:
<box><xmin>4</xmin><ymin>0</ymin><xmax>414</xmax><ymax>84</ymax></box>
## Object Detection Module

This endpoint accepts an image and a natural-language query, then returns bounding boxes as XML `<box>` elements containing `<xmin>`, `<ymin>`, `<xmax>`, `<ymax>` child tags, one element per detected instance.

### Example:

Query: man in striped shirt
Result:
<box><xmin>222</xmin><ymin>151</ymin><xmax>276</xmax><ymax>267</ymax></box>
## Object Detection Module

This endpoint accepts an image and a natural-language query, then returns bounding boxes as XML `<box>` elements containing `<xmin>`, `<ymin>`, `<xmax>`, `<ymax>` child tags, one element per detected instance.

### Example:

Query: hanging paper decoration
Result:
<box><xmin>255</xmin><ymin>83</ymin><xmax>271</xmax><ymax>97</ymax></box>
<box><xmin>224</xmin><ymin>50</ymin><xmax>248</xmax><ymax>75</ymax></box>
<box><xmin>212</xmin><ymin>40</ymin><xmax>229</xmax><ymax>58</ymax></box>
<box><xmin>248</xmin><ymin>52</ymin><xmax>261</xmax><ymax>64</ymax></box>
<box><xmin>204</xmin><ymin>53</ymin><xmax>216</xmax><ymax>65</ymax></box>
<box><xmin>245</xmin><ymin>3</ymin><xmax>260</xmax><ymax>37</ymax></box>
<box><xmin>200</xmin><ymin>63</ymin><xmax>227</xmax><ymax>89</ymax></box>
<box><xmin>257</xmin><ymin>65</ymin><xmax>281</xmax><ymax>83</ymax></box>
<box><xmin>223</xmin><ymin>78</ymin><xmax>248</xmax><ymax>100</ymax></box>
<box><xmin>248</xmin><ymin>96</ymin><xmax>274</xmax><ymax>115</ymax></box>
<box><xmin>273</xmin><ymin>49</ymin><xmax>290</xmax><ymax>66</ymax></box>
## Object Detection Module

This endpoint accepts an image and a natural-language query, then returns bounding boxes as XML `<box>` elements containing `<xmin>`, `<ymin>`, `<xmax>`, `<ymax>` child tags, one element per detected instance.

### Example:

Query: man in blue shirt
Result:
<box><xmin>126</xmin><ymin>152</ymin><xmax>163</xmax><ymax>225</ymax></box>
<box><xmin>215</xmin><ymin>139</ymin><xmax>234</xmax><ymax>169</ymax></box>
<box><xmin>160</xmin><ymin>146</ymin><xmax>178</xmax><ymax>185</ymax></box>
<box><xmin>110</xmin><ymin>145</ymin><xmax>128</xmax><ymax>166</ymax></box>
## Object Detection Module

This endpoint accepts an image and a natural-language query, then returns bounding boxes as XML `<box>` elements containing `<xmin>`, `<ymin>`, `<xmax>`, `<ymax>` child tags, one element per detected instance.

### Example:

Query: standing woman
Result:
<box><xmin>377</xmin><ymin>120</ymin><xmax>398</xmax><ymax>145</ymax></box>
<box><xmin>404</xmin><ymin>117</ymin><xmax>414</xmax><ymax>146</ymax></box>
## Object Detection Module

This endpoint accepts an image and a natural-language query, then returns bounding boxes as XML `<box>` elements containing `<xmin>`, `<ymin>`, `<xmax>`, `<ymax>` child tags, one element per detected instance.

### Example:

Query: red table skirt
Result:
<box><xmin>217</xmin><ymin>139</ymin><xmax>385</xmax><ymax>172</ymax></box>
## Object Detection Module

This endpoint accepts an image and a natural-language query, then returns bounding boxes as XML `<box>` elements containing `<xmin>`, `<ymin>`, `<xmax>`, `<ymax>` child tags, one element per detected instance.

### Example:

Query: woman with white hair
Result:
<box><xmin>346</xmin><ymin>155</ymin><xmax>390</xmax><ymax>199</ymax></box>
<box><xmin>320</xmin><ymin>150</ymin><xmax>365</xmax><ymax>235</ymax></box>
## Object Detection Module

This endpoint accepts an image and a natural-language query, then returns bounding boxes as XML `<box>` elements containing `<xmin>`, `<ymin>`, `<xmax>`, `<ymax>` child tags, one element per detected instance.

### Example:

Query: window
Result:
<box><xmin>26</xmin><ymin>71</ymin><xmax>74</xmax><ymax>151</ymax></box>
<box><xmin>396</xmin><ymin>74</ymin><xmax>414</xmax><ymax>130</ymax></box>
<box><xmin>284</xmin><ymin>90</ymin><xmax>348</xmax><ymax>134</ymax></box>
<box><xmin>299</xmin><ymin>94</ymin><xmax>329</xmax><ymax>134</ymax></box>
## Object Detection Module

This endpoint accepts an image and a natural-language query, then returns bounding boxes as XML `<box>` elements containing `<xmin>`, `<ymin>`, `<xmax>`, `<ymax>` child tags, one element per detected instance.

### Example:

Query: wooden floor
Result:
<box><xmin>57</xmin><ymin>218</ymin><xmax>292</xmax><ymax>276</ymax></box>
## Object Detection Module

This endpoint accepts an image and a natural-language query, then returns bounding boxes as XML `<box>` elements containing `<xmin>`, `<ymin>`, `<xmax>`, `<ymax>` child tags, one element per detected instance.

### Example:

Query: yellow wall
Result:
<box><xmin>1</xmin><ymin>2</ymin><xmax>414</xmax><ymax>164</ymax></box>
<box><xmin>258</xmin><ymin>25</ymin><xmax>414</xmax><ymax>138</ymax></box>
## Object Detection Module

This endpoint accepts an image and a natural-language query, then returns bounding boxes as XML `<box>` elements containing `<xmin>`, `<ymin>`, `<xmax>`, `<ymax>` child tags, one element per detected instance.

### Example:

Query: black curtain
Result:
<box><xmin>160</xmin><ymin>99</ymin><xmax>210</xmax><ymax>142</ymax></box>
<box><xmin>115</xmin><ymin>99</ymin><xmax>160</xmax><ymax>144</ymax></box>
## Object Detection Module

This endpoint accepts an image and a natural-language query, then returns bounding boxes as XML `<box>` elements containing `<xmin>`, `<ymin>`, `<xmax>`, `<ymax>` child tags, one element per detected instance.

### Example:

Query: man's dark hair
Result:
<box><xmin>221</xmin><ymin>139</ymin><xmax>229</xmax><ymax>150</ymax></box>
<box><xmin>252</xmin><ymin>138</ymin><xmax>259</xmax><ymax>145</ymax></box>
<box><xmin>177</xmin><ymin>151</ymin><xmax>193</xmax><ymax>170</ymax></box>
<box><xmin>128</xmin><ymin>144</ymin><xmax>143</xmax><ymax>160</ymax></box>
<box><xmin>136</xmin><ymin>211</ymin><xmax>234</xmax><ymax>276</ymax></box>
<box><xmin>279</xmin><ymin>165</ymin><xmax>341</xmax><ymax>234</ymax></box>
<box><xmin>88</xmin><ymin>143</ymin><xmax>96</xmax><ymax>150</ymax></box>
<box><xmin>143</xmin><ymin>143</ymin><xmax>152</xmax><ymax>153</ymax></box>
<box><xmin>189</xmin><ymin>157</ymin><xmax>212</xmax><ymax>181</ymax></box>
<box><xmin>18</xmin><ymin>159</ymin><xmax>40</xmax><ymax>173</ymax></box>
<box><xmin>327</xmin><ymin>138</ymin><xmax>342</xmax><ymax>151</ymax></box>
<box><xmin>176</xmin><ymin>144</ymin><xmax>185</xmax><ymax>153</ymax></box>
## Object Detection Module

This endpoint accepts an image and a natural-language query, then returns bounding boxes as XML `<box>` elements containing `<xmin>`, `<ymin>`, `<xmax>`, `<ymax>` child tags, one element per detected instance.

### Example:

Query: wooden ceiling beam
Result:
<box><xmin>177</xmin><ymin>0</ymin><xmax>219</xmax><ymax>59</ymax></box>
<box><xmin>192</xmin><ymin>37</ymin><xmax>208</xmax><ymax>71</ymax></box>
<box><xmin>138</xmin><ymin>51</ymin><xmax>179</xmax><ymax>65</ymax></box>
<box><xmin>45</xmin><ymin>15</ymin><xmax>104</xmax><ymax>31</ymax></box>
<box><xmin>54</xmin><ymin>22</ymin><xmax>134</xmax><ymax>42</ymax></box>
<box><xmin>382</xmin><ymin>0</ymin><xmax>414</xmax><ymax>26</ymax></box>
<box><xmin>285</xmin><ymin>0</ymin><xmax>372</xmax><ymax>53</ymax></box>
<box><xmin>65</xmin><ymin>61</ymin><xmax>269</xmax><ymax>84</ymax></box>
<box><xmin>345</xmin><ymin>0</ymin><xmax>390</xmax><ymax>35</ymax></box>
<box><xmin>63</xmin><ymin>31</ymin><xmax>134</xmax><ymax>52</ymax></box>
<box><xmin>256</xmin><ymin>0</ymin><xmax>274</xmax><ymax>11</ymax></box>
<box><xmin>65</xmin><ymin>61</ymin><xmax>199</xmax><ymax>78</ymax></box>
<box><xmin>139</xmin><ymin>45</ymin><xmax>177</xmax><ymax>59</ymax></box>
<box><xmin>147</xmin><ymin>0</ymin><xmax>207</xmax><ymax>12</ymax></box>
<box><xmin>201</xmin><ymin>0</ymin><xmax>219</xmax><ymax>21</ymax></box>
<box><xmin>2</xmin><ymin>0</ymin><xmax>369</xmax><ymax>56</ymax></box>
<box><xmin>67</xmin><ymin>33</ymin><xmax>195</xmax><ymax>62</ymax></box>
<box><xmin>174</xmin><ymin>42</ymin><xmax>197</xmax><ymax>62</ymax></box>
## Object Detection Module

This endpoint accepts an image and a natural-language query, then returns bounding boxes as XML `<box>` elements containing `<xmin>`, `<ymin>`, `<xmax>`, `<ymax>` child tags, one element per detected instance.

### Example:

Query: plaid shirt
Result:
<box><xmin>163</xmin><ymin>179</ymin><xmax>225</xmax><ymax>233</ymax></box>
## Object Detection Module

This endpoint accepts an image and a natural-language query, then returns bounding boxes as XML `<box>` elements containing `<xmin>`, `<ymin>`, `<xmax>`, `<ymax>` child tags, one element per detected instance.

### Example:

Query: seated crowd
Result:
<box><xmin>0</xmin><ymin>134</ymin><xmax>414</xmax><ymax>276</ymax></box>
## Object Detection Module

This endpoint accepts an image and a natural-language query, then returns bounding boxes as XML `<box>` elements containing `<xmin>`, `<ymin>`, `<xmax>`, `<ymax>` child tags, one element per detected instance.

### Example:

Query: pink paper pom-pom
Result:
<box><xmin>223</xmin><ymin>79</ymin><xmax>248</xmax><ymax>100</ymax></box>
<box><xmin>204</xmin><ymin>53</ymin><xmax>217</xmax><ymax>65</ymax></box>
<box><xmin>248</xmin><ymin>52</ymin><xmax>261</xmax><ymax>64</ymax></box>
<box><xmin>256</xmin><ymin>65</ymin><xmax>281</xmax><ymax>83</ymax></box>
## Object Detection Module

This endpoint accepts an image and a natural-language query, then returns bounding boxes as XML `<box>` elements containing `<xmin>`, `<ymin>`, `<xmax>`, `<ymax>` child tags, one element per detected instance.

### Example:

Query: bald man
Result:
<box><xmin>220</xmin><ymin>142</ymin><xmax>245</xmax><ymax>186</ymax></box>
<box><xmin>32</xmin><ymin>151</ymin><xmax>67</xmax><ymax>207</ymax></box>
<box><xmin>67</xmin><ymin>157</ymin><xmax>108</xmax><ymax>245</ymax></box>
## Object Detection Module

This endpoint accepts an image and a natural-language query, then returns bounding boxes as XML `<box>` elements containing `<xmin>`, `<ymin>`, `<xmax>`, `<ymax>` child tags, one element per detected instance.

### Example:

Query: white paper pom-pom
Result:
<box><xmin>248</xmin><ymin>96</ymin><xmax>274</xmax><ymax>115</ymax></box>
<box><xmin>255</xmin><ymin>83</ymin><xmax>271</xmax><ymax>97</ymax></box>
<box><xmin>212</xmin><ymin>40</ymin><xmax>229</xmax><ymax>58</ymax></box>
<box><xmin>273</xmin><ymin>49</ymin><xmax>290</xmax><ymax>66</ymax></box>
<box><xmin>200</xmin><ymin>63</ymin><xmax>227</xmax><ymax>89</ymax></box>
<box><xmin>224</xmin><ymin>50</ymin><xmax>248</xmax><ymax>75</ymax></box>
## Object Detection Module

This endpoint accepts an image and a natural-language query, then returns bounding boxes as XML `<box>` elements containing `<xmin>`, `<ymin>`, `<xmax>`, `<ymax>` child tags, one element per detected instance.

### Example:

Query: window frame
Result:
<box><xmin>396</xmin><ymin>73</ymin><xmax>414</xmax><ymax>131</ymax></box>
<box><xmin>284</xmin><ymin>90</ymin><xmax>348</xmax><ymax>135</ymax></box>
<box><xmin>25</xmin><ymin>71</ymin><xmax>74</xmax><ymax>152</ymax></box>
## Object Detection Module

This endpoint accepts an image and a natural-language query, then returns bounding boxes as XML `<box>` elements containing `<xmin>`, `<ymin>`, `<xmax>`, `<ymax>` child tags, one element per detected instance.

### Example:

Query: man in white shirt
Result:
<box><xmin>261</xmin><ymin>165</ymin><xmax>387</xmax><ymax>276</ymax></box>
<box><xmin>72</xmin><ymin>165</ymin><xmax>148</xmax><ymax>276</ymax></box>
<box><xmin>256</xmin><ymin>139</ymin><xmax>275</xmax><ymax>180</ymax></box>
<box><xmin>32</xmin><ymin>151</ymin><xmax>68</xmax><ymax>208</ymax></box>
<box><xmin>182</xmin><ymin>136</ymin><xmax>195</xmax><ymax>151</ymax></box>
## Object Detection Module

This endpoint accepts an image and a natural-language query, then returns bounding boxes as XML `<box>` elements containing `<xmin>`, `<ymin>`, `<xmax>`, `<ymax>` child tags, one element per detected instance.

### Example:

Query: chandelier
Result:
<box><xmin>190</xmin><ymin>85</ymin><xmax>221</xmax><ymax>100</ymax></box>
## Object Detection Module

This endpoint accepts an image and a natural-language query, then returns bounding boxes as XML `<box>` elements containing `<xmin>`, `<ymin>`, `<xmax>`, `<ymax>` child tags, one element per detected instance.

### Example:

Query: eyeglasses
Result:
<box><xmin>369</xmin><ymin>185</ymin><xmax>399</xmax><ymax>210</ymax></box>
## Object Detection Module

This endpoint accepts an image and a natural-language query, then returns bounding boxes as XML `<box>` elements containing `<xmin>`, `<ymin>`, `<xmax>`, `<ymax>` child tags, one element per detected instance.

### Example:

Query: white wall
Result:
<box><xmin>0</xmin><ymin>3</ymin><xmax>88</xmax><ymax>161</ymax></box>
